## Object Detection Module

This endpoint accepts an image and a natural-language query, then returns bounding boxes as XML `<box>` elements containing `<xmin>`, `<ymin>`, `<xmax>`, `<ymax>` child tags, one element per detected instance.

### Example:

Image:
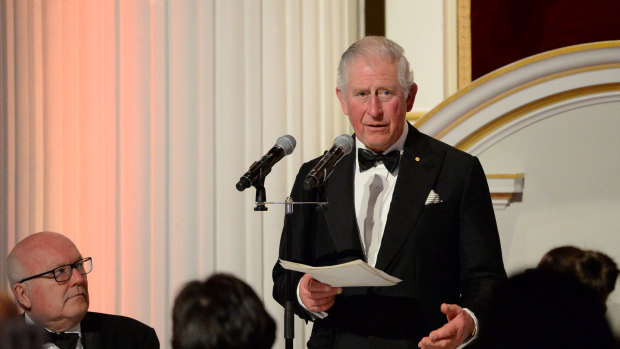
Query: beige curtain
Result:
<box><xmin>0</xmin><ymin>0</ymin><xmax>358</xmax><ymax>347</ymax></box>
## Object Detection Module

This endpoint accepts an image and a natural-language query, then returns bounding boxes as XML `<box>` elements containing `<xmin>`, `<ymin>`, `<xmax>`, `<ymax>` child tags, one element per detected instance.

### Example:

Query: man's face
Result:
<box><xmin>16</xmin><ymin>235</ymin><xmax>89</xmax><ymax>331</ymax></box>
<box><xmin>337</xmin><ymin>57</ymin><xmax>417</xmax><ymax>153</ymax></box>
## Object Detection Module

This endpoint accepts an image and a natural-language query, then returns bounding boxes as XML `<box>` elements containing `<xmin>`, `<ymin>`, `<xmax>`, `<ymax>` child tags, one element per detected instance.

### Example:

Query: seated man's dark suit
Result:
<box><xmin>80</xmin><ymin>312</ymin><xmax>159</xmax><ymax>348</ymax></box>
<box><xmin>27</xmin><ymin>311</ymin><xmax>159</xmax><ymax>349</ymax></box>
<box><xmin>272</xmin><ymin>123</ymin><xmax>506</xmax><ymax>349</ymax></box>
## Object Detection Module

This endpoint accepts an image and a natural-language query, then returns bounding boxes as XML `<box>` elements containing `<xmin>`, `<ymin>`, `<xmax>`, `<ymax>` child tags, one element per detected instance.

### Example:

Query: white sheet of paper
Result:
<box><xmin>279</xmin><ymin>259</ymin><xmax>401</xmax><ymax>287</ymax></box>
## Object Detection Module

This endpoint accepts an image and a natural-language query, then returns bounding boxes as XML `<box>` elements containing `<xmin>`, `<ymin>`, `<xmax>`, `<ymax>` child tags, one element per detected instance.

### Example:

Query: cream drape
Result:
<box><xmin>0</xmin><ymin>1</ymin><xmax>358</xmax><ymax>347</ymax></box>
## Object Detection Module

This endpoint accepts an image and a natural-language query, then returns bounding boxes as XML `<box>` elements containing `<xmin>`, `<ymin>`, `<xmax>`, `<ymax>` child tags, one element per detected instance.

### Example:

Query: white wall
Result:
<box><xmin>385</xmin><ymin>0</ymin><xmax>447</xmax><ymax>113</ymax></box>
<box><xmin>478</xmin><ymin>101</ymin><xmax>620</xmax><ymax>332</ymax></box>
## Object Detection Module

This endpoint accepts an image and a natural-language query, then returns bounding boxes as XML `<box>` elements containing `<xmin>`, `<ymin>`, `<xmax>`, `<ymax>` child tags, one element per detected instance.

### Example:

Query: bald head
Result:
<box><xmin>6</xmin><ymin>232</ymin><xmax>90</xmax><ymax>331</ymax></box>
<box><xmin>7</xmin><ymin>232</ymin><xmax>78</xmax><ymax>286</ymax></box>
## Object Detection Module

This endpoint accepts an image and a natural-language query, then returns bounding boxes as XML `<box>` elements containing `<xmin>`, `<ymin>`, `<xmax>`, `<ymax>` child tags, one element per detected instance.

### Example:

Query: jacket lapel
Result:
<box><xmin>375</xmin><ymin>125</ymin><xmax>446</xmax><ymax>271</ymax></box>
<box><xmin>80</xmin><ymin>313</ymin><xmax>102</xmax><ymax>349</ymax></box>
<box><xmin>325</xmin><ymin>144</ymin><xmax>362</xmax><ymax>254</ymax></box>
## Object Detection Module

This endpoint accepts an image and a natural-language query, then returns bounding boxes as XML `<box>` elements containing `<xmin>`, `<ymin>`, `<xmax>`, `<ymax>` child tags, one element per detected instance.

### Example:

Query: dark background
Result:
<box><xmin>471</xmin><ymin>0</ymin><xmax>620</xmax><ymax>80</ymax></box>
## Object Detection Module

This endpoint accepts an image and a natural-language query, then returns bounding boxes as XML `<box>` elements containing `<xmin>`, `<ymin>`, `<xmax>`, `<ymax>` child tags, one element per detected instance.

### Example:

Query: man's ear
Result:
<box><xmin>13</xmin><ymin>283</ymin><xmax>32</xmax><ymax>309</ymax></box>
<box><xmin>336</xmin><ymin>87</ymin><xmax>349</xmax><ymax>115</ymax></box>
<box><xmin>406</xmin><ymin>83</ymin><xmax>418</xmax><ymax>111</ymax></box>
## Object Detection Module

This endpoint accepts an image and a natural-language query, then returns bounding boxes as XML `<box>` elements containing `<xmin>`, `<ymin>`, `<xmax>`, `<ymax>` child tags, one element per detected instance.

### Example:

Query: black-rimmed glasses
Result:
<box><xmin>18</xmin><ymin>257</ymin><xmax>93</xmax><ymax>283</ymax></box>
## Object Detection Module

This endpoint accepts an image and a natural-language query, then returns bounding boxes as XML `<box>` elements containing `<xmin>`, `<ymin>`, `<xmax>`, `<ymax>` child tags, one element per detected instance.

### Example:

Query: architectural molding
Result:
<box><xmin>487</xmin><ymin>174</ymin><xmax>524</xmax><ymax>210</ymax></box>
<box><xmin>416</xmin><ymin>41</ymin><xmax>620</xmax><ymax>209</ymax></box>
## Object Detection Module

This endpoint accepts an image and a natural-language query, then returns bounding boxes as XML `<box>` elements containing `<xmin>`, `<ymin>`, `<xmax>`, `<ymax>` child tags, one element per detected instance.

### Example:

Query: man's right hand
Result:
<box><xmin>299</xmin><ymin>273</ymin><xmax>342</xmax><ymax>313</ymax></box>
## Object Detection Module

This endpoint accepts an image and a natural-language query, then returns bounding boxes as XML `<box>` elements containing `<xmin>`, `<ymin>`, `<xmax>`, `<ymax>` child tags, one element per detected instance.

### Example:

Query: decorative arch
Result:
<box><xmin>415</xmin><ymin>41</ymin><xmax>620</xmax><ymax>208</ymax></box>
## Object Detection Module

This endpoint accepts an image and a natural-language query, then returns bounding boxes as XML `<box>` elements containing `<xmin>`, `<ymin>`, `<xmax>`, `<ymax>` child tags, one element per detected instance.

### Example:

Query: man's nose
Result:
<box><xmin>70</xmin><ymin>267</ymin><xmax>86</xmax><ymax>284</ymax></box>
<box><xmin>367</xmin><ymin>93</ymin><xmax>382</xmax><ymax>117</ymax></box>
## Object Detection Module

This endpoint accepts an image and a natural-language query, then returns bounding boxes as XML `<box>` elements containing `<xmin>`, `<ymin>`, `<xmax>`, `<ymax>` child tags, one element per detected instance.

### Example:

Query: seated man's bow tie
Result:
<box><xmin>358</xmin><ymin>148</ymin><xmax>400</xmax><ymax>173</ymax></box>
<box><xmin>48</xmin><ymin>331</ymin><xmax>80</xmax><ymax>349</ymax></box>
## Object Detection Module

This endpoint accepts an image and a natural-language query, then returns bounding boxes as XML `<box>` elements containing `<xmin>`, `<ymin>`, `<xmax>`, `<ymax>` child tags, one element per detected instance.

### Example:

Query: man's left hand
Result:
<box><xmin>418</xmin><ymin>303</ymin><xmax>475</xmax><ymax>349</ymax></box>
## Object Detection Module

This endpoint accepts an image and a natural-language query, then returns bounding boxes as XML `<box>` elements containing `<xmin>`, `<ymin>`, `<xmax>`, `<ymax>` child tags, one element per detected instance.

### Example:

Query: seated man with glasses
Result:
<box><xmin>6</xmin><ymin>231</ymin><xmax>159</xmax><ymax>349</ymax></box>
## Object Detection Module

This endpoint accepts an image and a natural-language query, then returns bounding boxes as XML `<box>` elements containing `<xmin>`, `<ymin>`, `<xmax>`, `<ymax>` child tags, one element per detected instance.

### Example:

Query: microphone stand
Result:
<box><xmin>252</xmin><ymin>195</ymin><xmax>328</xmax><ymax>349</ymax></box>
<box><xmin>283</xmin><ymin>196</ymin><xmax>294</xmax><ymax>349</ymax></box>
<box><xmin>253</xmin><ymin>176</ymin><xmax>268</xmax><ymax>211</ymax></box>
<box><xmin>248</xmin><ymin>166</ymin><xmax>294</xmax><ymax>346</ymax></box>
<box><xmin>248</xmin><ymin>165</ymin><xmax>329</xmax><ymax>349</ymax></box>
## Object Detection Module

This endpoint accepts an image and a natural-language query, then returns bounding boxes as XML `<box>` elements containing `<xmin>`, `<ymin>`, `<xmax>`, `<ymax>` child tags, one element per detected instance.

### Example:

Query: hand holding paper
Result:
<box><xmin>279</xmin><ymin>259</ymin><xmax>401</xmax><ymax>287</ymax></box>
<box><xmin>299</xmin><ymin>273</ymin><xmax>342</xmax><ymax>313</ymax></box>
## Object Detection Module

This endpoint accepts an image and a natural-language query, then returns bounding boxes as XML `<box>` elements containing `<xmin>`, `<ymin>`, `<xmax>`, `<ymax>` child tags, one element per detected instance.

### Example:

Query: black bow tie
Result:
<box><xmin>48</xmin><ymin>331</ymin><xmax>80</xmax><ymax>349</ymax></box>
<box><xmin>358</xmin><ymin>148</ymin><xmax>400</xmax><ymax>173</ymax></box>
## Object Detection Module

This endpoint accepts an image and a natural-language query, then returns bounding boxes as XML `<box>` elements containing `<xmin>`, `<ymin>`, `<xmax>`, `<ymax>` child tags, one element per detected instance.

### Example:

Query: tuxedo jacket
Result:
<box><xmin>80</xmin><ymin>312</ymin><xmax>159</xmax><ymax>349</ymax></box>
<box><xmin>272</xmin><ymin>124</ymin><xmax>506</xmax><ymax>349</ymax></box>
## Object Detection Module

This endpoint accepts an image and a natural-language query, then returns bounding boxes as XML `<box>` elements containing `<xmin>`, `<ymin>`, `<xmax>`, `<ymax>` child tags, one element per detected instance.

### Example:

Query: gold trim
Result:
<box><xmin>486</xmin><ymin>173</ymin><xmax>524</xmax><ymax>179</ymax></box>
<box><xmin>457</xmin><ymin>0</ymin><xmax>471</xmax><ymax>89</ymax></box>
<box><xmin>417</xmin><ymin>41</ymin><xmax>620</xmax><ymax>128</ymax></box>
<box><xmin>491</xmin><ymin>193</ymin><xmax>516</xmax><ymax>199</ymax></box>
<box><xmin>491</xmin><ymin>192</ymin><xmax>523</xmax><ymax>202</ymax></box>
<box><xmin>435</xmin><ymin>63</ymin><xmax>620</xmax><ymax>140</ymax></box>
<box><xmin>406</xmin><ymin>111</ymin><xmax>426</xmax><ymax>123</ymax></box>
<box><xmin>456</xmin><ymin>83</ymin><xmax>620</xmax><ymax>151</ymax></box>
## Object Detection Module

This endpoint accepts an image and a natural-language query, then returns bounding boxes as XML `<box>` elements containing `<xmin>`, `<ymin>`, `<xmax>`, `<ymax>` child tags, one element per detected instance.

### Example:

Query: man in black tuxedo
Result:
<box><xmin>6</xmin><ymin>231</ymin><xmax>159</xmax><ymax>349</ymax></box>
<box><xmin>272</xmin><ymin>36</ymin><xmax>506</xmax><ymax>349</ymax></box>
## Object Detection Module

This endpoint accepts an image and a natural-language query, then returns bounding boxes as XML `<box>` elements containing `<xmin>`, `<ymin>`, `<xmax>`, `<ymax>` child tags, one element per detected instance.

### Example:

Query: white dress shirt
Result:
<box><xmin>354</xmin><ymin>124</ymin><xmax>408</xmax><ymax>267</ymax></box>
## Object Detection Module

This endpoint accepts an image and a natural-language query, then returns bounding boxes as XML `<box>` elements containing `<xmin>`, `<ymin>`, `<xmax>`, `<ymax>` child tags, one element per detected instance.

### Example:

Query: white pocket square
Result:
<box><xmin>425</xmin><ymin>190</ymin><xmax>442</xmax><ymax>205</ymax></box>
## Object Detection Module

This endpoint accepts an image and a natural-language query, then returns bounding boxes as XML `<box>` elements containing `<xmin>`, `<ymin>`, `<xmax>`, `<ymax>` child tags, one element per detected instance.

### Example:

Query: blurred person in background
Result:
<box><xmin>0</xmin><ymin>290</ymin><xmax>46</xmax><ymax>349</ymax></box>
<box><xmin>172</xmin><ymin>273</ymin><xmax>276</xmax><ymax>349</ymax></box>
<box><xmin>477</xmin><ymin>268</ymin><xmax>616</xmax><ymax>349</ymax></box>
<box><xmin>538</xmin><ymin>245</ymin><xmax>618</xmax><ymax>312</ymax></box>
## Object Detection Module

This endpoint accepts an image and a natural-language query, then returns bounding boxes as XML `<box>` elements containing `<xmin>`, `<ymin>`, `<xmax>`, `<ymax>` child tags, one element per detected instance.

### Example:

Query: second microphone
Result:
<box><xmin>303</xmin><ymin>134</ymin><xmax>354</xmax><ymax>190</ymax></box>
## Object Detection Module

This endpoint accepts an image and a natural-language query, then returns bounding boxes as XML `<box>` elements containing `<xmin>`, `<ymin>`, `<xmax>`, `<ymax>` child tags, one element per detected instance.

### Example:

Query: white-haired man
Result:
<box><xmin>272</xmin><ymin>36</ymin><xmax>506</xmax><ymax>349</ymax></box>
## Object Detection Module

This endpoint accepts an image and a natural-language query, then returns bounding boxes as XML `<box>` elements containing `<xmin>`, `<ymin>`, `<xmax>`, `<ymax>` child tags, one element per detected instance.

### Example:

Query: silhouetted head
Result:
<box><xmin>172</xmin><ymin>273</ymin><xmax>276</xmax><ymax>349</ymax></box>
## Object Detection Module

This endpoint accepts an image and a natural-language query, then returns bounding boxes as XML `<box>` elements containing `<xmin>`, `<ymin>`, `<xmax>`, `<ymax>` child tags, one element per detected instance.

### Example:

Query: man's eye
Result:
<box><xmin>358</xmin><ymin>92</ymin><xmax>367</xmax><ymax>97</ymax></box>
<box><xmin>55</xmin><ymin>266</ymin><xmax>70</xmax><ymax>275</ymax></box>
<box><xmin>379</xmin><ymin>90</ymin><xmax>391</xmax><ymax>96</ymax></box>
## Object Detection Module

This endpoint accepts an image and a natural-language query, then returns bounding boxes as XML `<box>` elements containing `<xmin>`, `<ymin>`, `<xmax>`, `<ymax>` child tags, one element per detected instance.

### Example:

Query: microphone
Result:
<box><xmin>236</xmin><ymin>135</ymin><xmax>297</xmax><ymax>191</ymax></box>
<box><xmin>303</xmin><ymin>134</ymin><xmax>354</xmax><ymax>190</ymax></box>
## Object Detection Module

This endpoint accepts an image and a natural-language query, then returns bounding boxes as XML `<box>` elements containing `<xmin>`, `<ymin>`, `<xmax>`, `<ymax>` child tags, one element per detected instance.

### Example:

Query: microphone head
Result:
<box><xmin>276</xmin><ymin>135</ymin><xmax>296</xmax><ymax>155</ymax></box>
<box><xmin>236</xmin><ymin>177</ymin><xmax>251</xmax><ymax>191</ymax></box>
<box><xmin>333</xmin><ymin>134</ymin><xmax>354</xmax><ymax>154</ymax></box>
